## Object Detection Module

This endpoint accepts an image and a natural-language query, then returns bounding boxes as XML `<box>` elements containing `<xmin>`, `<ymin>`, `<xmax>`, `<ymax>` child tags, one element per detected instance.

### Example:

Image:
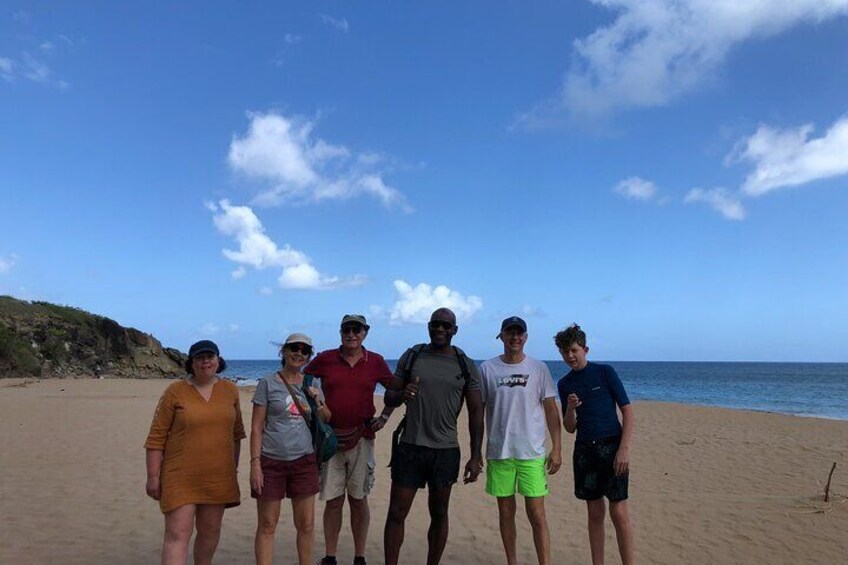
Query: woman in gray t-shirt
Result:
<box><xmin>249</xmin><ymin>333</ymin><xmax>331</xmax><ymax>565</ymax></box>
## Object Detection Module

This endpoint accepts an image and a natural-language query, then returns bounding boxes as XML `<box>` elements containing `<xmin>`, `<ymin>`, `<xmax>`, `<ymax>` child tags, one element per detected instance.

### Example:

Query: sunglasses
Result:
<box><xmin>428</xmin><ymin>320</ymin><xmax>455</xmax><ymax>331</ymax></box>
<box><xmin>341</xmin><ymin>324</ymin><xmax>364</xmax><ymax>335</ymax></box>
<box><xmin>285</xmin><ymin>343</ymin><xmax>313</xmax><ymax>355</ymax></box>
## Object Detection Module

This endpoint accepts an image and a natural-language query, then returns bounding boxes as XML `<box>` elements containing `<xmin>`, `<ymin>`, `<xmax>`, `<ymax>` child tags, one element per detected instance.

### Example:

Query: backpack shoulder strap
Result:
<box><xmin>402</xmin><ymin>344</ymin><xmax>426</xmax><ymax>380</ymax></box>
<box><xmin>451</xmin><ymin>346</ymin><xmax>472</xmax><ymax>387</ymax></box>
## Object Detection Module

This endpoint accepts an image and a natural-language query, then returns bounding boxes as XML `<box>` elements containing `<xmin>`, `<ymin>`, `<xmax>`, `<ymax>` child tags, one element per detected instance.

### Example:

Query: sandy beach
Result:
<box><xmin>1</xmin><ymin>378</ymin><xmax>846</xmax><ymax>565</ymax></box>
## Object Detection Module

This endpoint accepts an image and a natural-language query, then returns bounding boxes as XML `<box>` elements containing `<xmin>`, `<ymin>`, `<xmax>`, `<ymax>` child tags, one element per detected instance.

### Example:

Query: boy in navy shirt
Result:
<box><xmin>555</xmin><ymin>324</ymin><xmax>634</xmax><ymax>565</ymax></box>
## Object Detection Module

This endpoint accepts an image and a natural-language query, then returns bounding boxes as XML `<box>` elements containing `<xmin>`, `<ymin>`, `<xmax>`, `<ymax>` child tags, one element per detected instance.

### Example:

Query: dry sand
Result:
<box><xmin>1</xmin><ymin>378</ymin><xmax>846</xmax><ymax>564</ymax></box>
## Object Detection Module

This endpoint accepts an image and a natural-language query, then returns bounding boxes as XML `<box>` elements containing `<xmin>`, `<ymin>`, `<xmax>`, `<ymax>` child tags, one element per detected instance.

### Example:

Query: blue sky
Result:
<box><xmin>2</xmin><ymin>2</ymin><xmax>847</xmax><ymax>362</ymax></box>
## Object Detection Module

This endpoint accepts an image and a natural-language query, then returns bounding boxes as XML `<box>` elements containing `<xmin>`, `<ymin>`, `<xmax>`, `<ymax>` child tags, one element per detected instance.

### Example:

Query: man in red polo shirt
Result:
<box><xmin>305</xmin><ymin>314</ymin><xmax>395</xmax><ymax>565</ymax></box>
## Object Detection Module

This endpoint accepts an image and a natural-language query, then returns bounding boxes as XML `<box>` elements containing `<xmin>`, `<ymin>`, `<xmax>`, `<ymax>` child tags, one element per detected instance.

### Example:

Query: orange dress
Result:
<box><xmin>144</xmin><ymin>379</ymin><xmax>246</xmax><ymax>513</ymax></box>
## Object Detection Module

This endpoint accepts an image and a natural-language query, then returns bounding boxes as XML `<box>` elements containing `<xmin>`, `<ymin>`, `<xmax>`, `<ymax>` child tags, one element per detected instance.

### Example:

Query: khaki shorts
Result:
<box><xmin>319</xmin><ymin>437</ymin><xmax>376</xmax><ymax>500</ymax></box>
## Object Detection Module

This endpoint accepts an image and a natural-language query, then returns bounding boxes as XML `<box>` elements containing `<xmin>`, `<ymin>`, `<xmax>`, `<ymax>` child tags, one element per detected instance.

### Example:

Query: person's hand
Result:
<box><xmin>614</xmin><ymin>446</ymin><xmax>630</xmax><ymax>476</ymax></box>
<box><xmin>250</xmin><ymin>462</ymin><xmax>264</xmax><ymax>495</ymax></box>
<box><xmin>463</xmin><ymin>456</ymin><xmax>484</xmax><ymax>484</ymax></box>
<box><xmin>403</xmin><ymin>377</ymin><xmax>420</xmax><ymax>402</ymax></box>
<box><xmin>145</xmin><ymin>475</ymin><xmax>161</xmax><ymax>500</ymax></box>
<box><xmin>370</xmin><ymin>414</ymin><xmax>389</xmax><ymax>432</ymax></box>
<box><xmin>566</xmin><ymin>393</ymin><xmax>582</xmax><ymax>410</ymax></box>
<box><xmin>306</xmin><ymin>386</ymin><xmax>321</xmax><ymax>400</ymax></box>
<box><xmin>546</xmin><ymin>449</ymin><xmax>562</xmax><ymax>475</ymax></box>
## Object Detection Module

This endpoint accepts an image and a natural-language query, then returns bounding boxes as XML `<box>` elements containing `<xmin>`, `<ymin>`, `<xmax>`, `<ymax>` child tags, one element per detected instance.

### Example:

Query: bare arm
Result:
<box><xmin>563</xmin><ymin>393</ymin><xmax>581</xmax><ymax>434</ymax></box>
<box><xmin>463</xmin><ymin>388</ymin><xmax>484</xmax><ymax>483</ymax></box>
<box><xmin>543</xmin><ymin>397</ymin><xmax>562</xmax><ymax>474</ymax></box>
<box><xmin>249</xmin><ymin>403</ymin><xmax>267</xmax><ymax>494</ymax></box>
<box><xmin>614</xmin><ymin>403</ymin><xmax>634</xmax><ymax>476</ymax></box>
<box><xmin>145</xmin><ymin>449</ymin><xmax>164</xmax><ymax>500</ymax></box>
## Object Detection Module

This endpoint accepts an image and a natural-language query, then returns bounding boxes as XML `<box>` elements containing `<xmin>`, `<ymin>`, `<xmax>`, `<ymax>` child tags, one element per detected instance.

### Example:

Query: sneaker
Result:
<box><xmin>353</xmin><ymin>557</ymin><xmax>367</xmax><ymax>565</ymax></box>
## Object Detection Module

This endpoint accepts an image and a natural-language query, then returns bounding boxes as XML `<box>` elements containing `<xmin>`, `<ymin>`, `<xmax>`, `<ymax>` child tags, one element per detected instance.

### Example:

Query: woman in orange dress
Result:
<box><xmin>145</xmin><ymin>340</ymin><xmax>246</xmax><ymax>565</ymax></box>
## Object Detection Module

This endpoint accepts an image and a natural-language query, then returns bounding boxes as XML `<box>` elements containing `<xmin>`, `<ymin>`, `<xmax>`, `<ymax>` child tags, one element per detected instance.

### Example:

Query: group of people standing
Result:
<box><xmin>144</xmin><ymin>309</ymin><xmax>634</xmax><ymax>565</ymax></box>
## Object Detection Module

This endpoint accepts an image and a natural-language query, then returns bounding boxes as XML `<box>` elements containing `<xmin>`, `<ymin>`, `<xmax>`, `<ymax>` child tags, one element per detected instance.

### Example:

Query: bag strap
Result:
<box><xmin>278</xmin><ymin>371</ymin><xmax>312</xmax><ymax>422</ymax></box>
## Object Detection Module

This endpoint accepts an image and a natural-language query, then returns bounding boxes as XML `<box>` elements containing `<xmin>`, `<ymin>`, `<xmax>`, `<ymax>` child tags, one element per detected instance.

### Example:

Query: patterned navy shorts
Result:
<box><xmin>572</xmin><ymin>436</ymin><xmax>628</xmax><ymax>502</ymax></box>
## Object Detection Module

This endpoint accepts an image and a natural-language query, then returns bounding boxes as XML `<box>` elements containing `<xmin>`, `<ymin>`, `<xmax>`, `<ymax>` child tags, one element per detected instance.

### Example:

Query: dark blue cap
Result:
<box><xmin>498</xmin><ymin>316</ymin><xmax>527</xmax><ymax>337</ymax></box>
<box><xmin>188</xmin><ymin>340</ymin><xmax>219</xmax><ymax>358</ymax></box>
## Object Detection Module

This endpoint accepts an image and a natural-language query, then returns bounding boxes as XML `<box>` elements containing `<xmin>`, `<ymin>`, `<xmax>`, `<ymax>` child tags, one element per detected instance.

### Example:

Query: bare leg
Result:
<box><xmin>323</xmin><ymin>495</ymin><xmax>345</xmax><ymax>557</ymax></box>
<box><xmin>348</xmin><ymin>494</ymin><xmax>370</xmax><ymax>557</ymax></box>
<box><xmin>291</xmin><ymin>495</ymin><xmax>316</xmax><ymax>565</ymax></box>
<box><xmin>524</xmin><ymin>497</ymin><xmax>550</xmax><ymax>565</ymax></box>
<box><xmin>162</xmin><ymin>504</ymin><xmax>195</xmax><ymax>565</ymax></box>
<box><xmin>496</xmin><ymin>496</ymin><xmax>518</xmax><ymax>565</ymax></box>
<box><xmin>609</xmin><ymin>500</ymin><xmax>634</xmax><ymax>565</ymax></box>
<box><xmin>586</xmin><ymin>499</ymin><xmax>606</xmax><ymax>565</ymax></box>
<box><xmin>193</xmin><ymin>504</ymin><xmax>225</xmax><ymax>565</ymax></box>
<box><xmin>254</xmin><ymin>499</ymin><xmax>282</xmax><ymax>565</ymax></box>
<box><xmin>426</xmin><ymin>486</ymin><xmax>453</xmax><ymax>565</ymax></box>
<box><xmin>384</xmin><ymin>484</ymin><xmax>417</xmax><ymax>565</ymax></box>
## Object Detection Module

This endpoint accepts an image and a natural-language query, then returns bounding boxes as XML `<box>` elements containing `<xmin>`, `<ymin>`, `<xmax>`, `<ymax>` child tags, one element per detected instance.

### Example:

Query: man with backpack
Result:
<box><xmin>383</xmin><ymin>307</ymin><xmax>484</xmax><ymax>565</ymax></box>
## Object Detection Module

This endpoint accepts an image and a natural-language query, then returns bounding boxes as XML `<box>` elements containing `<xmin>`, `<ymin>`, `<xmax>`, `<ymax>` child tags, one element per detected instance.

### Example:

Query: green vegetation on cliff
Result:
<box><xmin>0</xmin><ymin>296</ymin><xmax>186</xmax><ymax>378</ymax></box>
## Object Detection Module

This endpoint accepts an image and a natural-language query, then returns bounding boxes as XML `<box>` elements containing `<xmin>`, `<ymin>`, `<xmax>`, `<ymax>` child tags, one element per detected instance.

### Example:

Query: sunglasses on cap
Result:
<box><xmin>428</xmin><ymin>320</ymin><xmax>455</xmax><ymax>331</ymax></box>
<box><xmin>285</xmin><ymin>343</ymin><xmax>313</xmax><ymax>355</ymax></box>
<box><xmin>341</xmin><ymin>324</ymin><xmax>365</xmax><ymax>335</ymax></box>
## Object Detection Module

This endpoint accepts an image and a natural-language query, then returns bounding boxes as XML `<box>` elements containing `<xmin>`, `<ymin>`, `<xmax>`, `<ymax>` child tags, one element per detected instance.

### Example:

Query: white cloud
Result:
<box><xmin>534</xmin><ymin>0</ymin><xmax>848</xmax><ymax>119</ymax></box>
<box><xmin>614</xmin><ymin>176</ymin><xmax>657</xmax><ymax>200</ymax></box>
<box><xmin>228</xmin><ymin>324</ymin><xmax>240</xmax><ymax>333</ymax></box>
<box><xmin>284</xmin><ymin>33</ymin><xmax>302</xmax><ymax>44</ymax></box>
<box><xmin>731</xmin><ymin>115</ymin><xmax>848</xmax><ymax>196</ymax></box>
<box><xmin>388</xmin><ymin>280</ymin><xmax>483</xmax><ymax>326</ymax></box>
<box><xmin>685</xmin><ymin>187</ymin><xmax>746</xmax><ymax>220</ymax></box>
<box><xmin>259</xmin><ymin>286</ymin><xmax>274</xmax><ymax>296</ymax></box>
<box><xmin>228</xmin><ymin>111</ymin><xmax>411</xmax><ymax>212</ymax></box>
<box><xmin>519</xmin><ymin>304</ymin><xmax>546</xmax><ymax>318</ymax></box>
<box><xmin>0</xmin><ymin>253</ymin><xmax>18</xmax><ymax>273</ymax></box>
<box><xmin>201</xmin><ymin>323</ymin><xmax>220</xmax><ymax>336</ymax></box>
<box><xmin>210</xmin><ymin>199</ymin><xmax>366</xmax><ymax>290</ymax></box>
<box><xmin>22</xmin><ymin>52</ymin><xmax>51</xmax><ymax>83</ymax></box>
<box><xmin>0</xmin><ymin>57</ymin><xmax>15</xmax><ymax>81</ymax></box>
<box><xmin>231</xmin><ymin>266</ymin><xmax>247</xmax><ymax>279</ymax></box>
<box><xmin>39</xmin><ymin>41</ymin><xmax>53</xmax><ymax>53</ymax></box>
<box><xmin>320</xmin><ymin>15</ymin><xmax>349</xmax><ymax>32</ymax></box>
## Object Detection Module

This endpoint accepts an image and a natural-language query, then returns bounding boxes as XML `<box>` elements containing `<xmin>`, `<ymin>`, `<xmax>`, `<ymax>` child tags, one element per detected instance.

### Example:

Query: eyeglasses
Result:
<box><xmin>285</xmin><ymin>343</ymin><xmax>313</xmax><ymax>355</ymax></box>
<box><xmin>341</xmin><ymin>324</ymin><xmax>364</xmax><ymax>335</ymax></box>
<box><xmin>428</xmin><ymin>320</ymin><xmax>455</xmax><ymax>331</ymax></box>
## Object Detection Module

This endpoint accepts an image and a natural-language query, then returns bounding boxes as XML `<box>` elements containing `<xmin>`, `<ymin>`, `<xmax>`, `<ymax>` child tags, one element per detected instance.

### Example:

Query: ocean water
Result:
<box><xmin>222</xmin><ymin>360</ymin><xmax>848</xmax><ymax>421</ymax></box>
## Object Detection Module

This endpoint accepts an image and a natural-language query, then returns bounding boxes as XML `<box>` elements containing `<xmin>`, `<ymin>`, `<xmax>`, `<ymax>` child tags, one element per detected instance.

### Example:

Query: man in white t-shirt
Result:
<box><xmin>480</xmin><ymin>316</ymin><xmax>562</xmax><ymax>565</ymax></box>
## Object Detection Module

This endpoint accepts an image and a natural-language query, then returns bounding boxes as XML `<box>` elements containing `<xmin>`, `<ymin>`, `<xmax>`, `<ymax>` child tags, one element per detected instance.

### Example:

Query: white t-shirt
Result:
<box><xmin>480</xmin><ymin>355</ymin><xmax>556</xmax><ymax>460</ymax></box>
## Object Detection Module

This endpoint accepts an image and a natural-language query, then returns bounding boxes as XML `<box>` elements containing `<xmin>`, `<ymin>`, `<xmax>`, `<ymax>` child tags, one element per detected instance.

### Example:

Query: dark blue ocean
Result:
<box><xmin>222</xmin><ymin>360</ymin><xmax>848</xmax><ymax>421</ymax></box>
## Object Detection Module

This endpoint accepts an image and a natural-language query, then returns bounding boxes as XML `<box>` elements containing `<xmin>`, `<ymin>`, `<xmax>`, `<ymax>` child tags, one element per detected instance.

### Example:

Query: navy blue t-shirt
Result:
<box><xmin>557</xmin><ymin>362</ymin><xmax>630</xmax><ymax>442</ymax></box>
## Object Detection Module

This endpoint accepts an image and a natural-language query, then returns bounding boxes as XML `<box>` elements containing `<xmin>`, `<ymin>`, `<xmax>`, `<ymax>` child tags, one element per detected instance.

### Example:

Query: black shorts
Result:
<box><xmin>572</xmin><ymin>436</ymin><xmax>629</xmax><ymax>502</ymax></box>
<box><xmin>390</xmin><ymin>442</ymin><xmax>460</xmax><ymax>490</ymax></box>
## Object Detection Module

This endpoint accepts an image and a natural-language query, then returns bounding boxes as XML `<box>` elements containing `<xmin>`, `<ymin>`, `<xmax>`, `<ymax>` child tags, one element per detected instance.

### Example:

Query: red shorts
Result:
<box><xmin>251</xmin><ymin>453</ymin><xmax>319</xmax><ymax>501</ymax></box>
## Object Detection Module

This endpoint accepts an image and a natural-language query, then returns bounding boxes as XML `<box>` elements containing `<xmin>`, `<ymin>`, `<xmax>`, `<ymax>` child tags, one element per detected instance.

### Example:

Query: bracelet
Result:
<box><xmin>250</xmin><ymin>456</ymin><xmax>261</xmax><ymax>462</ymax></box>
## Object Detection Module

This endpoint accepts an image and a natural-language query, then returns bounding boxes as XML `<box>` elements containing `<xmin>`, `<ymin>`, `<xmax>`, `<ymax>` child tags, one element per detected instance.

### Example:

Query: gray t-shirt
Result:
<box><xmin>252</xmin><ymin>374</ymin><xmax>314</xmax><ymax>461</ymax></box>
<box><xmin>395</xmin><ymin>345</ymin><xmax>481</xmax><ymax>449</ymax></box>
<box><xmin>480</xmin><ymin>355</ymin><xmax>556</xmax><ymax>460</ymax></box>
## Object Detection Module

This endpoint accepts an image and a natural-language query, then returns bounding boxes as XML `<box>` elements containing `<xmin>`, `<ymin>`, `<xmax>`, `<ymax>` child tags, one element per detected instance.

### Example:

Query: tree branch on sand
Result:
<box><xmin>824</xmin><ymin>462</ymin><xmax>836</xmax><ymax>503</ymax></box>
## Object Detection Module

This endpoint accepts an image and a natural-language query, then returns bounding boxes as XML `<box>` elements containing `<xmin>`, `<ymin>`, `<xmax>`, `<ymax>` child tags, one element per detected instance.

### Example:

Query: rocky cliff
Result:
<box><xmin>0</xmin><ymin>296</ymin><xmax>186</xmax><ymax>378</ymax></box>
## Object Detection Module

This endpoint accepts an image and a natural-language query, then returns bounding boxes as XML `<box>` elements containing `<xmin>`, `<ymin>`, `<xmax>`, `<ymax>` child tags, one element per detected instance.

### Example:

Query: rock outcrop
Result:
<box><xmin>0</xmin><ymin>296</ymin><xmax>186</xmax><ymax>378</ymax></box>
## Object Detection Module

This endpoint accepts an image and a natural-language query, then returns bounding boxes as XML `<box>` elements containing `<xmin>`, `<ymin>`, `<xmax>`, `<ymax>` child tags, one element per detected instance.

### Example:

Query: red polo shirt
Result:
<box><xmin>304</xmin><ymin>347</ymin><xmax>394</xmax><ymax>438</ymax></box>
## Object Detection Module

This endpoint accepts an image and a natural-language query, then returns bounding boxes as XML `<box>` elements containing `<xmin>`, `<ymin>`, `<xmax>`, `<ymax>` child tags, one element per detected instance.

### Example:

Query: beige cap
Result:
<box><xmin>283</xmin><ymin>332</ymin><xmax>313</xmax><ymax>347</ymax></box>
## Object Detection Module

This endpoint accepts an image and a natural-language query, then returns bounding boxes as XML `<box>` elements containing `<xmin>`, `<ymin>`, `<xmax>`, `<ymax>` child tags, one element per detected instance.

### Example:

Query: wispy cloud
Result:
<box><xmin>731</xmin><ymin>115</ymin><xmax>848</xmax><ymax>197</ymax></box>
<box><xmin>0</xmin><ymin>58</ymin><xmax>14</xmax><ymax>81</ymax></box>
<box><xmin>284</xmin><ymin>33</ymin><xmax>302</xmax><ymax>44</ymax></box>
<box><xmin>388</xmin><ymin>280</ymin><xmax>483</xmax><ymax>326</ymax></box>
<box><xmin>0</xmin><ymin>253</ymin><xmax>18</xmax><ymax>273</ymax></box>
<box><xmin>228</xmin><ymin>111</ymin><xmax>412</xmax><ymax>212</ymax></box>
<box><xmin>320</xmin><ymin>15</ymin><xmax>349</xmax><ymax>33</ymax></box>
<box><xmin>684</xmin><ymin>187</ymin><xmax>746</xmax><ymax>220</ymax></box>
<box><xmin>209</xmin><ymin>199</ymin><xmax>367</xmax><ymax>290</ymax></box>
<box><xmin>519</xmin><ymin>0</ymin><xmax>848</xmax><ymax>123</ymax></box>
<box><xmin>613</xmin><ymin>176</ymin><xmax>657</xmax><ymax>201</ymax></box>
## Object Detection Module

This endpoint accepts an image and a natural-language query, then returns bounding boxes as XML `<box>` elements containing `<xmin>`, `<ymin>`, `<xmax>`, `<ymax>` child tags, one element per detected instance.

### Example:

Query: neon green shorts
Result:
<box><xmin>485</xmin><ymin>456</ymin><xmax>548</xmax><ymax>498</ymax></box>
